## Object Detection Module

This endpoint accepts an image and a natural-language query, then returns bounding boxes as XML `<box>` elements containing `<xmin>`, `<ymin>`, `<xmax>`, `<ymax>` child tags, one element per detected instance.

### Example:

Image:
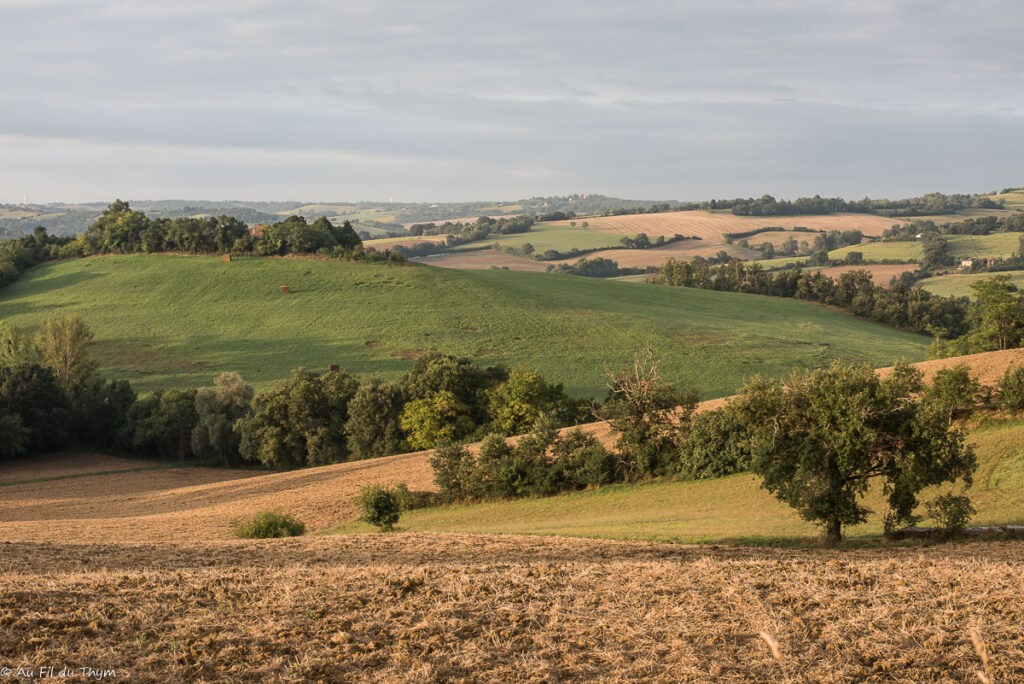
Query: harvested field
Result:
<box><xmin>553</xmin><ymin>241</ymin><xmax>757</xmax><ymax>269</ymax></box>
<box><xmin>547</xmin><ymin>211</ymin><xmax>906</xmax><ymax>240</ymax></box>
<box><xmin>1</xmin><ymin>536</ymin><xmax>1023</xmax><ymax>681</ymax></box>
<box><xmin>878</xmin><ymin>347</ymin><xmax>1024</xmax><ymax>386</ymax></box>
<box><xmin>817</xmin><ymin>263</ymin><xmax>920</xmax><ymax>285</ymax></box>
<box><xmin>417</xmin><ymin>250</ymin><xmax>551</xmax><ymax>271</ymax></box>
<box><xmin>0</xmin><ymin>451</ymin><xmax>435</xmax><ymax>543</ymax></box>
<box><xmin>361</xmin><ymin>234</ymin><xmax>448</xmax><ymax>249</ymax></box>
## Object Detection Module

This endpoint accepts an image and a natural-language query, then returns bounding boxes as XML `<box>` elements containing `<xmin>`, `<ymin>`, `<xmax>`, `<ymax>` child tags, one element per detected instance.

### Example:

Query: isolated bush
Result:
<box><xmin>356</xmin><ymin>484</ymin><xmax>401</xmax><ymax>531</ymax></box>
<box><xmin>231</xmin><ymin>511</ymin><xmax>306</xmax><ymax>539</ymax></box>
<box><xmin>997</xmin><ymin>366</ymin><xmax>1024</xmax><ymax>411</ymax></box>
<box><xmin>925</xmin><ymin>494</ymin><xmax>976</xmax><ymax>538</ymax></box>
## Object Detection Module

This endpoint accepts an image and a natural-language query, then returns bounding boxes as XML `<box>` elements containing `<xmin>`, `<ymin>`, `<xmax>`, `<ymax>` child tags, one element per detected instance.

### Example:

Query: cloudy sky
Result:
<box><xmin>2</xmin><ymin>0</ymin><xmax>1023</xmax><ymax>203</ymax></box>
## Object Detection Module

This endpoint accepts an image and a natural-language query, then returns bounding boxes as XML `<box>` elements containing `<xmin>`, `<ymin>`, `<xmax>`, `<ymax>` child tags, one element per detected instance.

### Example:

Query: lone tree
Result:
<box><xmin>732</xmin><ymin>360</ymin><xmax>976</xmax><ymax>544</ymax></box>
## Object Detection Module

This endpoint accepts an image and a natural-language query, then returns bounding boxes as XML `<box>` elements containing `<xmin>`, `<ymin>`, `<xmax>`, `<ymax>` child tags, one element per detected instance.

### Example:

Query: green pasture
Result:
<box><xmin>919</xmin><ymin>270</ymin><xmax>1024</xmax><ymax>298</ymax></box>
<box><xmin>0</xmin><ymin>254</ymin><xmax>928</xmax><ymax>396</ymax></box>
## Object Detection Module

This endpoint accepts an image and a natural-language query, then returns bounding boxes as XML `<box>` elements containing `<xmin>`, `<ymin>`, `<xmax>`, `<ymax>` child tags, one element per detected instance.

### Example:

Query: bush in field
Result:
<box><xmin>997</xmin><ymin>365</ymin><xmax>1024</xmax><ymax>411</ymax></box>
<box><xmin>356</xmin><ymin>484</ymin><xmax>402</xmax><ymax>532</ymax></box>
<box><xmin>231</xmin><ymin>511</ymin><xmax>306</xmax><ymax>539</ymax></box>
<box><xmin>925</xmin><ymin>493</ymin><xmax>976</xmax><ymax>538</ymax></box>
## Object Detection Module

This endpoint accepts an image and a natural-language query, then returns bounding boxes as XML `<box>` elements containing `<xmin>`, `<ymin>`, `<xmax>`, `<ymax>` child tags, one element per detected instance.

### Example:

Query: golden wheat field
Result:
<box><xmin>2</xmin><ymin>350</ymin><xmax>1024</xmax><ymax>681</ymax></box>
<box><xmin>547</xmin><ymin>211</ymin><xmax>906</xmax><ymax>240</ymax></box>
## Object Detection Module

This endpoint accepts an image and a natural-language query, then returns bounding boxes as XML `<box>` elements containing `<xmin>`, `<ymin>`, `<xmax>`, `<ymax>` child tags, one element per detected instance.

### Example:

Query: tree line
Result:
<box><xmin>0</xmin><ymin>318</ymin><xmax>589</xmax><ymax>470</ymax></box>
<box><xmin>661</xmin><ymin>258</ymin><xmax>1024</xmax><ymax>355</ymax></box>
<box><xmin>704</xmin><ymin>192</ymin><xmax>1002</xmax><ymax>218</ymax></box>
<box><xmin>422</xmin><ymin>350</ymin><xmax>1001</xmax><ymax>544</ymax></box>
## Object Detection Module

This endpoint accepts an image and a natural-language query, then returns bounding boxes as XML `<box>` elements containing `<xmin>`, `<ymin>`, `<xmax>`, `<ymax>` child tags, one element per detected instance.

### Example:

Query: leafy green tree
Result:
<box><xmin>599</xmin><ymin>348</ymin><xmax>699</xmax><ymax>478</ymax></box>
<box><xmin>400</xmin><ymin>390</ymin><xmax>476</xmax><ymax>450</ymax></box>
<box><xmin>236</xmin><ymin>368</ymin><xmax>359</xmax><ymax>468</ymax></box>
<box><xmin>344</xmin><ymin>380</ymin><xmax>407</xmax><ymax>459</ymax></box>
<box><xmin>0</xmin><ymin>320</ymin><xmax>38</xmax><ymax>367</ymax></box>
<box><xmin>0</xmin><ymin>412</ymin><xmax>29</xmax><ymax>460</ymax></box>
<box><xmin>675</xmin><ymin>407</ymin><xmax>749</xmax><ymax>479</ymax></box>
<box><xmin>72</xmin><ymin>377</ymin><xmax>136</xmax><ymax>450</ymax></box>
<box><xmin>34</xmin><ymin>314</ymin><xmax>96</xmax><ymax>393</ymax></box>
<box><xmin>133</xmin><ymin>389</ymin><xmax>199</xmax><ymax>462</ymax></box>
<box><xmin>922</xmin><ymin>364</ymin><xmax>984</xmax><ymax>426</ymax></box>
<box><xmin>0</xmin><ymin>363</ymin><xmax>70</xmax><ymax>452</ymax></box>
<box><xmin>998</xmin><ymin>365</ymin><xmax>1024</xmax><ymax>411</ymax></box>
<box><xmin>356</xmin><ymin>484</ymin><xmax>401</xmax><ymax>531</ymax></box>
<box><xmin>970</xmin><ymin>276</ymin><xmax>1023</xmax><ymax>350</ymax></box>
<box><xmin>732</xmin><ymin>361</ymin><xmax>976</xmax><ymax>544</ymax></box>
<box><xmin>84</xmin><ymin>200</ymin><xmax>151</xmax><ymax>253</ymax></box>
<box><xmin>192</xmin><ymin>372</ymin><xmax>254</xmax><ymax>467</ymax></box>
<box><xmin>486</xmin><ymin>367</ymin><xmax>574</xmax><ymax>435</ymax></box>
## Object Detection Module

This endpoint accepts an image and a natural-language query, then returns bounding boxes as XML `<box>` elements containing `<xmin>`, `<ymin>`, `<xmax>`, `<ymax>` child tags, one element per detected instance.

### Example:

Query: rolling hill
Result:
<box><xmin>0</xmin><ymin>254</ymin><xmax>929</xmax><ymax>396</ymax></box>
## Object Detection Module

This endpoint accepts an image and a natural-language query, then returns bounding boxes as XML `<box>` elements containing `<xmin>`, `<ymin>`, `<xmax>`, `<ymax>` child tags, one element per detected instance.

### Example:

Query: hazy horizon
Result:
<box><xmin>3</xmin><ymin>1</ymin><xmax>1023</xmax><ymax>204</ymax></box>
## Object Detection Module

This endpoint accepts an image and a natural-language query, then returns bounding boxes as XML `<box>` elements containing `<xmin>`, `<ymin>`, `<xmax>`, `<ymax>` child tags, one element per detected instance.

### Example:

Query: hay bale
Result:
<box><xmin>280</xmin><ymin>285</ymin><xmax>290</xmax><ymax>294</ymax></box>
<box><xmin>222</xmin><ymin>253</ymin><xmax>231</xmax><ymax>262</ymax></box>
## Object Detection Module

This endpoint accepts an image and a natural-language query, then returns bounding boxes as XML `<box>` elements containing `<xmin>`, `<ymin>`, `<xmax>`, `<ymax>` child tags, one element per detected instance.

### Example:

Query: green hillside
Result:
<box><xmin>0</xmin><ymin>255</ymin><xmax>928</xmax><ymax>395</ymax></box>
<box><xmin>919</xmin><ymin>270</ymin><xmax>1024</xmax><ymax>298</ymax></box>
<box><xmin>333</xmin><ymin>419</ymin><xmax>1024</xmax><ymax>544</ymax></box>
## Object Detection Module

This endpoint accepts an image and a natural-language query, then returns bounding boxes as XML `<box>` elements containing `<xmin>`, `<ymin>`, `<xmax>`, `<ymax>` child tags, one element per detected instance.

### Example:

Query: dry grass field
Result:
<box><xmin>417</xmin><ymin>250</ymin><xmax>551</xmax><ymax>271</ymax></box>
<box><xmin>1</xmin><ymin>536</ymin><xmax>1022</xmax><ymax>681</ymax></box>
<box><xmin>817</xmin><ymin>263</ymin><xmax>920</xmax><ymax>285</ymax></box>
<box><xmin>546</xmin><ymin>211</ymin><xmax>906</xmax><ymax>240</ymax></box>
<box><xmin>3</xmin><ymin>349</ymin><xmax>1024</xmax><ymax>680</ymax></box>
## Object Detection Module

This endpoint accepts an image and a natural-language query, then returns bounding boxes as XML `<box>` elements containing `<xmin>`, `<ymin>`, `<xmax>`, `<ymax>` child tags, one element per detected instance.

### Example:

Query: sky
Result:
<box><xmin>2</xmin><ymin>0</ymin><xmax>1023</xmax><ymax>204</ymax></box>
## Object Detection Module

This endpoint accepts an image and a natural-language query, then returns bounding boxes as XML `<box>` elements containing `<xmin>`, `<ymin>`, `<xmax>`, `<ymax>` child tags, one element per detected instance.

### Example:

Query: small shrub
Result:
<box><xmin>997</xmin><ymin>366</ymin><xmax>1024</xmax><ymax>411</ymax></box>
<box><xmin>925</xmin><ymin>494</ymin><xmax>976</xmax><ymax>538</ymax></box>
<box><xmin>231</xmin><ymin>511</ymin><xmax>305</xmax><ymax>539</ymax></box>
<box><xmin>356</xmin><ymin>484</ymin><xmax>401</xmax><ymax>531</ymax></box>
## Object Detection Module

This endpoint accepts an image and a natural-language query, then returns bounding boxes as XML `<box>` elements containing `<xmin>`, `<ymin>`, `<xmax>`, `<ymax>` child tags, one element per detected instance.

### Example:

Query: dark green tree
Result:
<box><xmin>192</xmin><ymin>372</ymin><xmax>254</xmax><ymax>467</ymax></box>
<box><xmin>344</xmin><ymin>380</ymin><xmax>407</xmax><ymax>459</ymax></box>
<box><xmin>0</xmin><ymin>363</ymin><xmax>71</xmax><ymax>452</ymax></box>
<box><xmin>236</xmin><ymin>368</ymin><xmax>359</xmax><ymax>468</ymax></box>
<box><xmin>132</xmin><ymin>389</ymin><xmax>199</xmax><ymax>463</ymax></box>
<box><xmin>732</xmin><ymin>361</ymin><xmax>976</xmax><ymax>544</ymax></box>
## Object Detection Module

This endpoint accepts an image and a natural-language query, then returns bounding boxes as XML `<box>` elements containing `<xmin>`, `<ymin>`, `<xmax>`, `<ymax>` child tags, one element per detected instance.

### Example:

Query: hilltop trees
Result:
<box><xmin>732</xmin><ymin>361</ymin><xmax>976</xmax><ymax>544</ymax></box>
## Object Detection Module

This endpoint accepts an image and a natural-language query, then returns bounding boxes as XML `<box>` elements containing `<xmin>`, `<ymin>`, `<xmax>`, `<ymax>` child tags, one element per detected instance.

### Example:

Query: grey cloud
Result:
<box><xmin>1</xmin><ymin>0</ymin><xmax>1022</xmax><ymax>202</ymax></box>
